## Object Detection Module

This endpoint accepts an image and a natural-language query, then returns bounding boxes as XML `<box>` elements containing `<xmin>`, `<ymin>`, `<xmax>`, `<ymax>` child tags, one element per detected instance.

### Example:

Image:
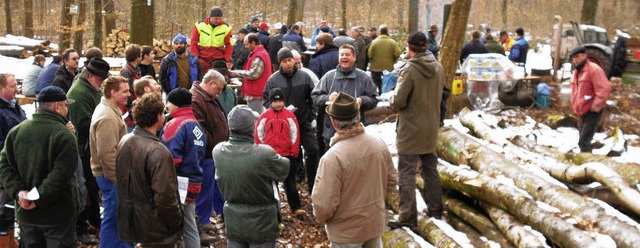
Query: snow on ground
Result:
<box><xmin>431</xmin><ymin>218</ymin><xmax>474</xmax><ymax>248</ymax></box>
<box><xmin>0</xmin><ymin>35</ymin><xmax>59</xmax><ymax>50</ymax></box>
<box><xmin>0</xmin><ymin>55</ymin><xmax>126</xmax><ymax>81</ymax></box>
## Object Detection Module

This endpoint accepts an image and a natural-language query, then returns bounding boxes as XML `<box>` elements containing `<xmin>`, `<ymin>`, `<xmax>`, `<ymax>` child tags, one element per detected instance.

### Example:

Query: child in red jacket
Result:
<box><xmin>255</xmin><ymin>88</ymin><xmax>305</xmax><ymax>216</ymax></box>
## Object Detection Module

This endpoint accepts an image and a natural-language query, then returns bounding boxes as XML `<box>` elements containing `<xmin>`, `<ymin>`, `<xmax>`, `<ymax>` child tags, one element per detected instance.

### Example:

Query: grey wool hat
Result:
<box><xmin>277</xmin><ymin>47</ymin><xmax>294</xmax><ymax>63</ymax></box>
<box><xmin>228</xmin><ymin>105</ymin><xmax>259</xmax><ymax>135</ymax></box>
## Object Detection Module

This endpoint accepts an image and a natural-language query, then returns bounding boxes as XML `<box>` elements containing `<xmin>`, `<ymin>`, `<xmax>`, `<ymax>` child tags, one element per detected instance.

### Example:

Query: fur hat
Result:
<box><xmin>326</xmin><ymin>92</ymin><xmax>359</xmax><ymax>121</ymax></box>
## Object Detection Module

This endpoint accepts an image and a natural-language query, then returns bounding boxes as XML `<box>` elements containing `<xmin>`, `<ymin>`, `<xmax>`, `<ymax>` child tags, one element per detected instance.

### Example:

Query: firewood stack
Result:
<box><xmin>153</xmin><ymin>39</ymin><xmax>172</xmax><ymax>58</ymax></box>
<box><xmin>87</xmin><ymin>29</ymin><xmax>172</xmax><ymax>59</ymax></box>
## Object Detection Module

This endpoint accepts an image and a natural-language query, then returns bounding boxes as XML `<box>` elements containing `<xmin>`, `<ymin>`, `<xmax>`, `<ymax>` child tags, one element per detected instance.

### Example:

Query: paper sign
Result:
<box><xmin>26</xmin><ymin>187</ymin><xmax>39</xmax><ymax>201</ymax></box>
<box><xmin>177</xmin><ymin>176</ymin><xmax>189</xmax><ymax>204</ymax></box>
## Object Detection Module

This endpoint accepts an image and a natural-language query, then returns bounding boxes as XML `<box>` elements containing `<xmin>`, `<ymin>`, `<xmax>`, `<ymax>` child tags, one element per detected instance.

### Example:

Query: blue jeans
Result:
<box><xmin>196</xmin><ymin>158</ymin><xmax>225</xmax><ymax>225</ymax></box>
<box><xmin>182</xmin><ymin>202</ymin><xmax>199</xmax><ymax>248</ymax></box>
<box><xmin>95</xmin><ymin>176</ymin><xmax>134</xmax><ymax>248</ymax></box>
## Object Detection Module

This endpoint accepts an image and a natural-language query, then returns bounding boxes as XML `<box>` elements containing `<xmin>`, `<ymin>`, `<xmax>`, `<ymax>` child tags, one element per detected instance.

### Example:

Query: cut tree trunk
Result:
<box><xmin>382</xmin><ymin>228</ymin><xmax>422</xmax><ymax>247</ymax></box>
<box><xmin>479</xmin><ymin>202</ymin><xmax>549</xmax><ymax>248</ymax></box>
<box><xmin>416</xmin><ymin>216</ymin><xmax>468</xmax><ymax>248</ymax></box>
<box><xmin>446</xmin><ymin>214</ymin><xmax>494</xmax><ymax>248</ymax></box>
<box><xmin>0</xmin><ymin>45</ymin><xmax>27</xmax><ymax>58</ymax></box>
<box><xmin>441</xmin><ymin>195</ymin><xmax>509</xmax><ymax>246</ymax></box>
<box><xmin>438</xmin><ymin>127</ymin><xmax>640</xmax><ymax>248</ymax></box>
<box><xmin>437</xmin><ymin>162</ymin><xmax>604</xmax><ymax>247</ymax></box>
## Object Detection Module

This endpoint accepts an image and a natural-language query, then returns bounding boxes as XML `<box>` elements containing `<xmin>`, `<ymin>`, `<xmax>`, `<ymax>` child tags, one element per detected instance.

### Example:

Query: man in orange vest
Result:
<box><xmin>190</xmin><ymin>6</ymin><xmax>233</xmax><ymax>73</ymax></box>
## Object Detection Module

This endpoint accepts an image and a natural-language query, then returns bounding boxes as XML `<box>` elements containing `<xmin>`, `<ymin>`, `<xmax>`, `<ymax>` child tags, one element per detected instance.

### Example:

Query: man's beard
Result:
<box><xmin>175</xmin><ymin>47</ymin><xmax>186</xmax><ymax>55</ymax></box>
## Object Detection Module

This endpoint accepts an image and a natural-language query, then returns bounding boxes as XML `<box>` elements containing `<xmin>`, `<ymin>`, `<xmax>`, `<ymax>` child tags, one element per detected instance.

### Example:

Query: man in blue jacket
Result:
<box><xmin>160</xmin><ymin>34</ymin><xmax>203</xmax><ymax>95</ymax></box>
<box><xmin>508</xmin><ymin>27</ymin><xmax>529</xmax><ymax>64</ymax></box>
<box><xmin>311</xmin><ymin>19</ymin><xmax>336</xmax><ymax>47</ymax></box>
<box><xmin>282</xmin><ymin>24</ymin><xmax>307</xmax><ymax>53</ymax></box>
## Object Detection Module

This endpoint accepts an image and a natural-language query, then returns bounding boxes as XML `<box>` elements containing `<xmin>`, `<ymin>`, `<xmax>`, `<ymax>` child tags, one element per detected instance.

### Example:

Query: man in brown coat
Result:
<box><xmin>312</xmin><ymin>92</ymin><xmax>398</xmax><ymax>246</ymax></box>
<box><xmin>390</xmin><ymin>31</ymin><xmax>445</xmax><ymax>227</ymax></box>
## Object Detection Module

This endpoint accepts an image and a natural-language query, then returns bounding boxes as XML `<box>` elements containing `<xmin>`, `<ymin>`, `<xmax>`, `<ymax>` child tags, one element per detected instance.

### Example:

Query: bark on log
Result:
<box><xmin>416</xmin><ymin>216</ymin><xmax>468</xmax><ymax>248</ymax></box>
<box><xmin>438</xmin><ymin>127</ymin><xmax>640</xmax><ymax>248</ymax></box>
<box><xmin>0</xmin><ymin>45</ymin><xmax>27</xmax><ymax>58</ymax></box>
<box><xmin>437</xmin><ymin>163</ymin><xmax>604</xmax><ymax>247</ymax></box>
<box><xmin>446</xmin><ymin>214</ymin><xmax>495</xmax><ymax>248</ymax></box>
<box><xmin>479</xmin><ymin>202</ymin><xmax>549</xmax><ymax>248</ymax></box>
<box><xmin>382</xmin><ymin>228</ymin><xmax>422</xmax><ymax>247</ymax></box>
<box><xmin>442</xmin><ymin>195</ymin><xmax>510</xmax><ymax>246</ymax></box>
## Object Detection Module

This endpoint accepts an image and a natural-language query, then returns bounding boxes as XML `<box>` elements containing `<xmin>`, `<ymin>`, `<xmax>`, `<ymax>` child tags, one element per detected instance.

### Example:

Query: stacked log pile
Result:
<box><xmin>377</xmin><ymin>108</ymin><xmax>640</xmax><ymax>247</ymax></box>
<box><xmin>99</xmin><ymin>29</ymin><xmax>172</xmax><ymax>58</ymax></box>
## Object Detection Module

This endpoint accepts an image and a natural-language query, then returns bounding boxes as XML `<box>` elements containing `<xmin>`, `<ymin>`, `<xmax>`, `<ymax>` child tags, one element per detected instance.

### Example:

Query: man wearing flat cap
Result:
<box><xmin>191</xmin><ymin>6</ymin><xmax>233</xmax><ymax>72</ymax></box>
<box><xmin>312</xmin><ymin>92</ymin><xmax>398</xmax><ymax>247</ymax></box>
<box><xmin>67</xmin><ymin>57</ymin><xmax>111</xmax><ymax>240</ymax></box>
<box><xmin>0</xmin><ymin>86</ymin><xmax>81</xmax><ymax>247</ymax></box>
<box><xmin>390</xmin><ymin>31</ymin><xmax>445</xmax><ymax>228</ymax></box>
<box><xmin>88</xmin><ymin>76</ymin><xmax>132</xmax><ymax>247</ymax></box>
<box><xmin>569</xmin><ymin>45</ymin><xmax>612</xmax><ymax>153</ymax></box>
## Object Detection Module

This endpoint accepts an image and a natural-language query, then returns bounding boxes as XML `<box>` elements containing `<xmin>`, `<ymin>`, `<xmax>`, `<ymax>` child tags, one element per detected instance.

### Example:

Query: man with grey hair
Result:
<box><xmin>350</xmin><ymin>26</ymin><xmax>367</xmax><ymax>70</ymax></box>
<box><xmin>312</xmin><ymin>92</ymin><xmax>397</xmax><ymax>247</ymax></box>
<box><xmin>189</xmin><ymin>69</ymin><xmax>229</xmax><ymax>243</ymax></box>
<box><xmin>291</xmin><ymin>50</ymin><xmax>319</xmax><ymax>86</ymax></box>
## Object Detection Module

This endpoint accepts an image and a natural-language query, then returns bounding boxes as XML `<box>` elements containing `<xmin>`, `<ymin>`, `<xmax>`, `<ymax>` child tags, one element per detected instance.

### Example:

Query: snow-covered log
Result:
<box><xmin>441</xmin><ymin>195</ymin><xmax>509</xmax><ymax>246</ymax></box>
<box><xmin>446</xmin><ymin>214</ymin><xmax>499</xmax><ymax>248</ymax></box>
<box><xmin>479</xmin><ymin>202</ymin><xmax>549</xmax><ymax>248</ymax></box>
<box><xmin>382</xmin><ymin>228</ymin><xmax>422</xmax><ymax>247</ymax></box>
<box><xmin>0</xmin><ymin>45</ymin><xmax>28</xmax><ymax>58</ymax></box>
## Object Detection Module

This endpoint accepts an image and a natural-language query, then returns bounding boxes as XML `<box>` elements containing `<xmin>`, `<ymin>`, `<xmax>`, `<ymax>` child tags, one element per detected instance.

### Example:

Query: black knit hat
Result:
<box><xmin>38</xmin><ymin>86</ymin><xmax>75</xmax><ymax>104</ymax></box>
<box><xmin>277</xmin><ymin>47</ymin><xmax>294</xmax><ymax>63</ymax></box>
<box><xmin>167</xmin><ymin>87</ymin><xmax>192</xmax><ymax>107</ymax></box>
<box><xmin>209</xmin><ymin>6</ymin><xmax>223</xmax><ymax>17</ymax></box>
<box><xmin>212</xmin><ymin>60</ymin><xmax>229</xmax><ymax>75</ymax></box>
<box><xmin>269</xmin><ymin>88</ymin><xmax>285</xmax><ymax>102</ymax></box>
<box><xmin>569</xmin><ymin>46</ymin><xmax>587</xmax><ymax>58</ymax></box>
<box><xmin>326</xmin><ymin>92</ymin><xmax>359</xmax><ymax>121</ymax></box>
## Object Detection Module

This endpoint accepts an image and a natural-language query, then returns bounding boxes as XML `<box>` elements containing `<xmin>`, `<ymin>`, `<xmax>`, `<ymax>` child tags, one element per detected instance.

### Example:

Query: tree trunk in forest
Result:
<box><xmin>397</xmin><ymin>0</ymin><xmax>404</xmax><ymax>31</ymax></box>
<box><xmin>367</xmin><ymin>0</ymin><xmax>373</xmax><ymax>29</ymax></box>
<box><xmin>23</xmin><ymin>0</ymin><xmax>34</xmax><ymax>38</ymax></box>
<box><xmin>4</xmin><ymin>0</ymin><xmax>12</xmax><ymax>34</ymax></box>
<box><xmin>408</xmin><ymin>0</ymin><xmax>419</xmax><ymax>34</ymax></box>
<box><xmin>340</xmin><ymin>0</ymin><xmax>347</xmax><ymax>30</ymax></box>
<box><xmin>440</xmin><ymin>0</ymin><xmax>472</xmax><ymax>87</ymax></box>
<box><xmin>73</xmin><ymin>0</ymin><xmax>87</xmax><ymax>54</ymax></box>
<box><xmin>93</xmin><ymin>0</ymin><xmax>103</xmax><ymax>50</ymax></box>
<box><xmin>59</xmin><ymin>0</ymin><xmax>73</xmax><ymax>51</ymax></box>
<box><xmin>438</xmin><ymin>127</ymin><xmax>640</xmax><ymax>248</ymax></box>
<box><xmin>104</xmin><ymin>0</ymin><xmax>116</xmax><ymax>35</ymax></box>
<box><xmin>581</xmin><ymin>0</ymin><xmax>598</xmax><ymax>25</ymax></box>
<box><xmin>287</xmin><ymin>0</ymin><xmax>302</xmax><ymax>24</ymax></box>
<box><xmin>130</xmin><ymin>0</ymin><xmax>154</xmax><ymax>46</ymax></box>
<box><xmin>479</xmin><ymin>202</ymin><xmax>549</xmax><ymax>247</ymax></box>
<box><xmin>437</xmin><ymin>163</ymin><xmax>602</xmax><ymax>247</ymax></box>
<box><xmin>501</xmin><ymin>0</ymin><xmax>507</xmax><ymax>26</ymax></box>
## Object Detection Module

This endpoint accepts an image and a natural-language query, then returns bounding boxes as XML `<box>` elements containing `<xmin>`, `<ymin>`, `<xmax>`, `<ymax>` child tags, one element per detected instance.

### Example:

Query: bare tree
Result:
<box><xmin>501</xmin><ymin>0</ymin><xmax>507</xmax><ymax>26</ymax></box>
<box><xmin>440</xmin><ymin>0</ymin><xmax>472</xmax><ymax>114</ymax></box>
<box><xmin>23</xmin><ymin>0</ymin><xmax>34</xmax><ymax>38</ymax></box>
<box><xmin>94</xmin><ymin>0</ymin><xmax>103</xmax><ymax>49</ymax></box>
<box><xmin>4</xmin><ymin>0</ymin><xmax>12</xmax><ymax>34</ymax></box>
<box><xmin>581</xmin><ymin>0</ymin><xmax>598</xmax><ymax>24</ymax></box>
<box><xmin>104</xmin><ymin>0</ymin><xmax>116</xmax><ymax>34</ymax></box>
<box><xmin>130</xmin><ymin>0</ymin><xmax>154</xmax><ymax>46</ymax></box>
<box><xmin>59</xmin><ymin>0</ymin><xmax>73</xmax><ymax>51</ymax></box>
<box><xmin>341</xmin><ymin>0</ymin><xmax>347</xmax><ymax>29</ymax></box>
<box><xmin>73</xmin><ymin>0</ymin><xmax>87</xmax><ymax>53</ymax></box>
<box><xmin>408</xmin><ymin>0</ymin><xmax>419</xmax><ymax>34</ymax></box>
<box><xmin>287</xmin><ymin>0</ymin><xmax>302</xmax><ymax>24</ymax></box>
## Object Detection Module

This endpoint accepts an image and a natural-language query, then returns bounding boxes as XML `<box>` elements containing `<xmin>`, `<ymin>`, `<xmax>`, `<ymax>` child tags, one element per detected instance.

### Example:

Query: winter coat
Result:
<box><xmin>89</xmin><ymin>97</ymin><xmax>127</xmax><ymax>183</ymax></box>
<box><xmin>0</xmin><ymin>109</ymin><xmax>80</xmax><ymax>227</ymax></box>
<box><xmin>190</xmin><ymin>82</ymin><xmax>229</xmax><ymax>158</ymax></box>
<box><xmin>427</xmin><ymin>31</ymin><xmax>441</xmax><ymax>59</ymax></box>
<box><xmin>67</xmin><ymin>76</ymin><xmax>103</xmax><ymax>160</ymax></box>
<box><xmin>162</xmin><ymin>107</ymin><xmax>207</xmax><ymax>202</ymax></box>
<box><xmin>159</xmin><ymin>50</ymin><xmax>202</xmax><ymax>95</ymax></box>
<box><xmin>312</xmin><ymin>123</ymin><xmax>398</xmax><ymax>243</ymax></box>
<box><xmin>190</xmin><ymin>18</ymin><xmax>233</xmax><ymax>62</ymax></box>
<box><xmin>0</xmin><ymin>99</ymin><xmax>26</xmax><ymax>150</ymax></box>
<box><xmin>213</xmin><ymin>132</ymin><xmax>289</xmax><ymax>244</ymax></box>
<box><xmin>22</xmin><ymin>63</ymin><xmax>43</xmax><ymax>96</ymax></box>
<box><xmin>460</xmin><ymin>40</ymin><xmax>487</xmax><ymax>64</ymax></box>
<box><xmin>139</xmin><ymin>63</ymin><xmax>156</xmax><ymax>80</ymax></box>
<box><xmin>218</xmin><ymin>85</ymin><xmax>237</xmax><ymax>114</ymax></box>
<box><xmin>485</xmin><ymin>39</ymin><xmax>505</xmax><ymax>55</ymax></box>
<box><xmin>333</xmin><ymin>35</ymin><xmax>356</xmax><ymax>50</ymax></box>
<box><xmin>354</xmin><ymin>35</ymin><xmax>367</xmax><ymax>71</ymax></box>
<box><xmin>263</xmin><ymin>66</ymin><xmax>317</xmax><ymax>127</ymax></box>
<box><xmin>52</xmin><ymin>65</ymin><xmax>76</xmax><ymax>93</ymax></box>
<box><xmin>310</xmin><ymin>45</ymin><xmax>339</xmax><ymax>79</ymax></box>
<box><xmin>255</xmin><ymin>107</ymin><xmax>300</xmax><ymax>157</ymax></box>
<box><xmin>116</xmin><ymin>127</ymin><xmax>183</xmax><ymax>245</ymax></box>
<box><xmin>368</xmin><ymin>35</ymin><xmax>402</xmax><ymax>72</ymax></box>
<box><xmin>241</xmin><ymin>45</ymin><xmax>272</xmax><ymax>97</ymax></box>
<box><xmin>35</xmin><ymin>63</ymin><xmax>59</xmax><ymax>94</ymax></box>
<box><xmin>390</xmin><ymin>52</ymin><xmax>444</xmax><ymax>155</ymax></box>
<box><xmin>267</xmin><ymin>33</ymin><xmax>285</xmax><ymax>66</ymax></box>
<box><xmin>232</xmin><ymin>39</ymin><xmax>251</xmax><ymax>70</ymax></box>
<box><xmin>571</xmin><ymin>59</ymin><xmax>612</xmax><ymax>116</ymax></box>
<box><xmin>258</xmin><ymin>30</ymin><xmax>271</xmax><ymax>49</ymax></box>
<box><xmin>282</xmin><ymin>31</ymin><xmax>307</xmax><ymax>53</ymax></box>
<box><xmin>119</xmin><ymin>63</ymin><xmax>141</xmax><ymax>127</ymax></box>
<box><xmin>311</xmin><ymin>67</ymin><xmax>379</xmax><ymax>140</ymax></box>
<box><xmin>508</xmin><ymin>37</ymin><xmax>529</xmax><ymax>63</ymax></box>
<box><xmin>311</xmin><ymin>26</ymin><xmax>337</xmax><ymax>46</ymax></box>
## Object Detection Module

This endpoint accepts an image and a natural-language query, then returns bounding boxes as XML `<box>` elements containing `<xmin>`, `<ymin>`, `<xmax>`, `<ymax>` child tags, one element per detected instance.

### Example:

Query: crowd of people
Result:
<box><xmin>0</xmin><ymin>4</ymin><xmax>612</xmax><ymax>248</ymax></box>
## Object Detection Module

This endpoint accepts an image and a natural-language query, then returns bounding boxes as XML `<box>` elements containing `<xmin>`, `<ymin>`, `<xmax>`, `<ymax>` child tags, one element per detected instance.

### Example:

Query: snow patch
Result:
<box><xmin>495</xmin><ymin>175</ymin><xmax>534</xmax><ymax>199</ymax></box>
<box><xmin>587</xmin><ymin>182</ymin><xmax>603</xmax><ymax>189</ymax></box>
<box><xmin>535</xmin><ymin>201</ymin><xmax>561</xmax><ymax>213</ymax></box>
<box><xmin>431</xmin><ymin>218</ymin><xmax>474</xmax><ymax>248</ymax></box>
<box><xmin>402</xmin><ymin>227</ymin><xmax>435</xmax><ymax>248</ymax></box>
<box><xmin>590</xmin><ymin>198</ymin><xmax>640</xmax><ymax>232</ymax></box>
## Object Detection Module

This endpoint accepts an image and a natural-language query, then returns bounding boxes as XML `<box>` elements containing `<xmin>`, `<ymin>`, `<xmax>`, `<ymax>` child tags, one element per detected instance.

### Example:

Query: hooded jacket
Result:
<box><xmin>255</xmin><ymin>107</ymin><xmax>300</xmax><ymax>157</ymax></box>
<box><xmin>390</xmin><ymin>52</ymin><xmax>444</xmax><ymax>155</ymax></box>
<box><xmin>570</xmin><ymin>59</ymin><xmax>611</xmax><ymax>116</ymax></box>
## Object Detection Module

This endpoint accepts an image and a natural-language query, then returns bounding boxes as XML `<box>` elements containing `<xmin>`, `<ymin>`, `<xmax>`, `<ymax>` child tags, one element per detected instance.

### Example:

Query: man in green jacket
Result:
<box><xmin>213</xmin><ymin>105</ymin><xmax>289</xmax><ymax>247</ymax></box>
<box><xmin>368</xmin><ymin>25</ymin><xmax>402</xmax><ymax>94</ymax></box>
<box><xmin>66</xmin><ymin>57</ymin><xmax>110</xmax><ymax>242</ymax></box>
<box><xmin>0</xmin><ymin>86</ymin><xmax>81</xmax><ymax>247</ymax></box>
<box><xmin>390</xmin><ymin>32</ymin><xmax>445</xmax><ymax>227</ymax></box>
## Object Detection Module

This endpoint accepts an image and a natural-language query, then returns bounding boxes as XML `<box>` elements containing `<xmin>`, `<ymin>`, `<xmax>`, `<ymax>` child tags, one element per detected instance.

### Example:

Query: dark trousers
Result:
<box><xmin>299</xmin><ymin>126</ymin><xmax>319</xmax><ymax>193</ymax></box>
<box><xmin>397</xmin><ymin>153</ymin><xmax>443</xmax><ymax>225</ymax></box>
<box><xmin>578</xmin><ymin>110</ymin><xmax>603</xmax><ymax>152</ymax></box>
<box><xmin>77</xmin><ymin>155</ymin><xmax>100</xmax><ymax>235</ymax></box>
<box><xmin>20</xmin><ymin>220</ymin><xmax>76</xmax><ymax>248</ymax></box>
<box><xmin>284</xmin><ymin>156</ymin><xmax>301</xmax><ymax>210</ymax></box>
<box><xmin>371</xmin><ymin>71</ymin><xmax>383</xmax><ymax>95</ymax></box>
<box><xmin>316</xmin><ymin>107</ymin><xmax>327</xmax><ymax>157</ymax></box>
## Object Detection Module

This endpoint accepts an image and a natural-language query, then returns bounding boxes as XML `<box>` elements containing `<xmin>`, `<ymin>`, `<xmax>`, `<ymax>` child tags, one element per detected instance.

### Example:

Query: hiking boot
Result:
<box><xmin>386</xmin><ymin>221</ymin><xmax>416</xmax><ymax>230</ymax></box>
<box><xmin>293</xmin><ymin>209</ymin><xmax>307</xmax><ymax>217</ymax></box>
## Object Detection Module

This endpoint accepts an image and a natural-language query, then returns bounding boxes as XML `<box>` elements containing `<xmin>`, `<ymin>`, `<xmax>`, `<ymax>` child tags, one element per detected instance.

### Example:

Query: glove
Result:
<box><xmin>286</xmin><ymin>105</ymin><xmax>297</xmax><ymax>112</ymax></box>
<box><xmin>311</xmin><ymin>119</ymin><xmax>317</xmax><ymax>129</ymax></box>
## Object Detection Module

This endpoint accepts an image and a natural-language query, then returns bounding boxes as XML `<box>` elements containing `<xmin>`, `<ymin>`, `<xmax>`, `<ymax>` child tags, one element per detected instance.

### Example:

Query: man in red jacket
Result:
<box><xmin>190</xmin><ymin>6</ymin><xmax>233</xmax><ymax>73</ymax></box>
<box><xmin>569</xmin><ymin>46</ymin><xmax>611</xmax><ymax>153</ymax></box>
<box><xmin>230</xmin><ymin>33</ymin><xmax>272</xmax><ymax>114</ymax></box>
